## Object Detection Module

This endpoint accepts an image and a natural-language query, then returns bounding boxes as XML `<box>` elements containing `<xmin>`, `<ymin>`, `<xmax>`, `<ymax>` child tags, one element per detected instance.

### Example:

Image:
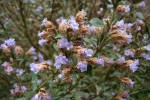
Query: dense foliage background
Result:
<box><xmin>0</xmin><ymin>0</ymin><xmax>150</xmax><ymax>100</ymax></box>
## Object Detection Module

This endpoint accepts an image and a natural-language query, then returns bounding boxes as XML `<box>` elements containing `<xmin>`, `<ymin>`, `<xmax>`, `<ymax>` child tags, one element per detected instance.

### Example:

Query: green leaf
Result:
<box><xmin>89</xmin><ymin>18</ymin><xmax>104</xmax><ymax>27</ymax></box>
<box><xmin>136</xmin><ymin>12</ymin><xmax>144</xmax><ymax>19</ymax></box>
<box><xmin>16</xmin><ymin>97</ymin><xmax>28</xmax><ymax>100</ymax></box>
<box><xmin>31</xmin><ymin>74</ymin><xmax>38</xmax><ymax>83</ymax></box>
<box><xmin>84</xmin><ymin>64</ymin><xmax>93</xmax><ymax>76</ymax></box>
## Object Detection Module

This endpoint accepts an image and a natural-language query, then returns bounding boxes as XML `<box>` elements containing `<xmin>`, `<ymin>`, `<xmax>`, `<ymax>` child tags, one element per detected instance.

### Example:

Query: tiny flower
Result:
<box><xmin>81</xmin><ymin>9</ymin><xmax>87</xmax><ymax>16</ymax></box>
<box><xmin>21</xmin><ymin>86</ymin><xmax>27</xmax><ymax>92</ymax></box>
<box><xmin>125</xmin><ymin>6</ymin><xmax>130</xmax><ymax>12</ymax></box>
<box><xmin>26</xmin><ymin>47</ymin><xmax>36</xmax><ymax>56</ymax></box>
<box><xmin>83</xmin><ymin>49</ymin><xmax>93</xmax><ymax>57</ymax></box>
<box><xmin>77</xmin><ymin>61</ymin><xmax>87</xmax><ymax>72</ymax></box>
<box><xmin>129</xmin><ymin>59</ymin><xmax>139</xmax><ymax>72</ymax></box>
<box><xmin>38</xmin><ymin>39</ymin><xmax>46</xmax><ymax>46</ymax></box>
<box><xmin>16</xmin><ymin>68</ymin><xmax>25</xmax><ymax>76</ymax></box>
<box><xmin>144</xmin><ymin>44</ymin><xmax>150</xmax><ymax>52</ymax></box>
<box><xmin>29</xmin><ymin>63</ymin><xmax>40</xmax><ymax>73</ymax></box>
<box><xmin>4</xmin><ymin>38</ymin><xmax>15</xmax><ymax>48</ymax></box>
<box><xmin>54</xmin><ymin>54</ymin><xmax>69</xmax><ymax>69</ymax></box>
<box><xmin>58</xmin><ymin>74</ymin><xmax>63</xmax><ymax>79</ymax></box>
<box><xmin>139</xmin><ymin>1</ymin><xmax>145</xmax><ymax>8</ymax></box>
<box><xmin>141</xmin><ymin>53</ymin><xmax>150</xmax><ymax>60</ymax></box>
<box><xmin>68</xmin><ymin>16</ymin><xmax>79</xmax><ymax>31</ymax></box>
<box><xmin>41</xmin><ymin>18</ymin><xmax>47</xmax><ymax>26</ymax></box>
<box><xmin>38</xmin><ymin>31</ymin><xmax>44</xmax><ymax>37</ymax></box>
<box><xmin>124</xmin><ymin>49</ymin><xmax>134</xmax><ymax>58</ymax></box>
<box><xmin>97</xmin><ymin>57</ymin><xmax>104</xmax><ymax>66</ymax></box>
<box><xmin>117</xmin><ymin>56</ymin><xmax>125</xmax><ymax>64</ymax></box>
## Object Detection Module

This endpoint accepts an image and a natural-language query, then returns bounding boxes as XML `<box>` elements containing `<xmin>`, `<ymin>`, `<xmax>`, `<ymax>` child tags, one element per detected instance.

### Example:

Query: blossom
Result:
<box><xmin>118</xmin><ymin>20</ymin><xmax>125</xmax><ymax>28</ymax></box>
<box><xmin>21</xmin><ymin>86</ymin><xmax>27</xmax><ymax>92</ymax></box>
<box><xmin>77</xmin><ymin>61</ymin><xmax>87</xmax><ymax>72</ymax></box>
<box><xmin>29</xmin><ymin>63</ymin><xmax>40</xmax><ymax>73</ymax></box>
<box><xmin>129</xmin><ymin>59</ymin><xmax>139</xmax><ymax>72</ymax></box>
<box><xmin>141</xmin><ymin>53</ymin><xmax>150</xmax><ymax>60</ymax></box>
<box><xmin>130</xmin><ymin>80</ymin><xmax>135</xmax><ymax>87</ymax></box>
<box><xmin>81</xmin><ymin>9</ymin><xmax>87</xmax><ymax>16</ymax></box>
<box><xmin>83</xmin><ymin>49</ymin><xmax>93</xmax><ymax>58</ymax></box>
<box><xmin>4</xmin><ymin>38</ymin><xmax>15</xmax><ymax>48</ymax></box>
<box><xmin>117</xmin><ymin>56</ymin><xmax>125</xmax><ymax>64</ymax></box>
<box><xmin>139</xmin><ymin>1</ymin><xmax>145</xmax><ymax>8</ymax></box>
<box><xmin>124</xmin><ymin>49</ymin><xmax>134</xmax><ymax>58</ymax></box>
<box><xmin>38</xmin><ymin>31</ymin><xmax>44</xmax><ymax>37</ymax></box>
<box><xmin>5</xmin><ymin>67</ymin><xmax>13</xmax><ymax>74</ymax></box>
<box><xmin>125</xmin><ymin>6</ymin><xmax>130</xmax><ymax>12</ymax></box>
<box><xmin>58</xmin><ymin>38</ymin><xmax>73</xmax><ymax>50</ymax></box>
<box><xmin>54</xmin><ymin>54</ymin><xmax>69</xmax><ymax>69</ymax></box>
<box><xmin>38</xmin><ymin>39</ymin><xmax>46</xmax><ymax>46</ymax></box>
<box><xmin>97</xmin><ymin>57</ymin><xmax>104</xmax><ymax>66</ymax></box>
<box><xmin>68</xmin><ymin>16</ymin><xmax>79</xmax><ymax>31</ymax></box>
<box><xmin>16</xmin><ymin>68</ymin><xmax>25</xmax><ymax>76</ymax></box>
<box><xmin>41</xmin><ymin>18</ymin><xmax>47</xmax><ymax>26</ymax></box>
<box><xmin>144</xmin><ymin>44</ymin><xmax>150</xmax><ymax>52</ymax></box>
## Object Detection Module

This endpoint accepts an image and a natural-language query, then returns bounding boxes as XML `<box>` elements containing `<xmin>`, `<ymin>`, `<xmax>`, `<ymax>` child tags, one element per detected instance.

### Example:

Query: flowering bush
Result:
<box><xmin>0</xmin><ymin>0</ymin><xmax>150</xmax><ymax>100</ymax></box>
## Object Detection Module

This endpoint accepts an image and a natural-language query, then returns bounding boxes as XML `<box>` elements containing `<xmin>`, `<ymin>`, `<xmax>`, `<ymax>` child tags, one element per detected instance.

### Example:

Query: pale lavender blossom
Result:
<box><xmin>58</xmin><ymin>38</ymin><xmax>73</xmax><ymax>50</ymax></box>
<box><xmin>117</xmin><ymin>56</ymin><xmax>125</xmax><ymax>64</ymax></box>
<box><xmin>83</xmin><ymin>49</ymin><xmax>93</xmax><ymax>57</ymax></box>
<box><xmin>97</xmin><ymin>57</ymin><xmax>104</xmax><ymax>66</ymax></box>
<box><xmin>16</xmin><ymin>68</ymin><xmax>25</xmax><ymax>76</ymax></box>
<box><xmin>118</xmin><ymin>20</ymin><xmax>125</xmax><ymax>28</ymax></box>
<box><xmin>81</xmin><ymin>9</ymin><xmax>87</xmax><ymax>16</ymax></box>
<box><xmin>32</xmin><ymin>94</ymin><xmax>52</xmax><ymax>100</ymax></box>
<box><xmin>137</xmin><ymin>26</ymin><xmax>141</xmax><ymax>31</ymax></box>
<box><xmin>36</xmin><ymin>6</ymin><xmax>42</xmax><ymax>13</ymax></box>
<box><xmin>124</xmin><ymin>49</ymin><xmax>134</xmax><ymax>58</ymax></box>
<box><xmin>125</xmin><ymin>6</ymin><xmax>130</xmax><ymax>12</ymax></box>
<box><xmin>54</xmin><ymin>54</ymin><xmax>69</xmax><ymax>69</ymax></box>
<box><xmin>37</xmin><ymin>79</ymin><xmax>42</xmax><ymax>84</ymax></box>
<box><xmin>37</xmin><ymin>53</ymin><xmax>44</xmax><ymax>62</ymax></box>
<box><xmin>46</xmin><ymin>60</ymin><xmax>52</xmax><ymax>65</ymax></box>
<box><xmin>56</xmin><ymin>17</ymin><xmax>66</xmax><ymax>24</ymax></box>
<box><xmin>4</xmin><ymin>38</ymin><xmax>15</xmax><ymax>48</ymax></box>
<box><xmin>100</xmin><ymin>7</ymin><xmax>104</xmax><ymax>11</ymax></box>
<box><xmin>68</xmin><ymin>16</ymin><xmax>79</xmax><ymax>31</ymax></box>
<box><xmin>130</xmin><ymin>80</ymin><xmax>134</xmax><ymax>87</ymax></box>
<box><xmin>38</xmin><ymin>39</ymin><xmax>46</xmax><ymax>46</ymax></box>
<box><xmin>77</xmin><ymin>61</ymin><xmax>87</xmax><ymax>72</ymax></box>
<box><xmin>129</xmin><ymin>59</ymin><xmax>139</xmax><ymax>73</ymax></box>
<box><xmin>127</xmin><ymin>33</ymin><xmax>132</xmax><ymax>44</ymax></box>
<box><xmin>141</xmin><ymin>53</ymin><xmax>150</xmax><ymax>60</ymax></box>
<box><xmin>41</xmin><ymin>18</ymin><xmax>47</xmax><ymax>26</ymax></box>
<box><xmin>1</xmin><ymin>61</ymin><xmax>8</xmax><ymax>67</ymax></box>
<box><xmin>21</xmin><ymin>86</ymin><xmax>27</xmax><ymax>92</ymax></box>
<box><xmin>0</xmin><ymin>43</ymin><xmax>8</xmax><ymax>50</ymax></box>
<box><xmin>29</xmin><ymin>63</ymin><xmax>40</xmax><ymax>73</ymax></box>
<box><xmin>58</xmin><ymin>74</ymin><xmax>63</xmax><ymax>79</ymax></box>
<box><xmin>144</xmin><ymin>44</ymin><xmax>150</xmax><ymax>52</ymax></box>
<box><xmin>5</xmin><ymin>67</ymin><xmax>13</xmax><ymax>74</ymax></box>
<box><xmin>38</xmin><ymin>31</ymin><xmax>44</xmax><ymax>37</ymax></box>
<box><xmin>139</xmin><ymin>1</ymin><xmax>145</xmax><ymax>8</ymax></box>
<box><xmin>29</xmin><ymin>47</ymin><xmax>36</xmax><ymax>55</ymax></box>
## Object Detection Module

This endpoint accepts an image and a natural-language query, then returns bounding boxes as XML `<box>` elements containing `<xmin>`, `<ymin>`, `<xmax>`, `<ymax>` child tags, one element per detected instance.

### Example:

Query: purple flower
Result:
<box><xmin>144</xmin><ymin>44</ymin><xmax>150</xmax><ymax>52</ymax></box>
<box><xmin>81</xmin><ymin>9</ymin><xmax>87</xmax><ymax>16</ymax></box>
<box><xmin>141</xmin><ymin>53</ymin><xmax>150</xmax><ymax>60</ymax></box>
<box><xmin>0</xmin><ymin>43</ymin><xmax>8</xmax><ymax>50</ymax></box>
<box><xmin>117</xmin><ymin>56</ymin><xmax>125</xmax><ymax>64</ymax></box>
<box><xmin>16</xmin><ymin>68</ymin><xmax>25</xmax><ymax>75</ymax></box>
<box><xmin>139</xmin><ymin>1</ymin><xmax>145</xmax><ymax>8</ymax></box>
<box><xmin>41</xmin><ymin>18</ymin><xmax>47</xmax><ymax>26</ymax></box>
<box><xmin>124</xmin><ymin>49</ymin><xmax>134</xmax><ymax>58</ymax></box>
<box><xmin>118</xmin><ymin>20</ymin><xmax>125</xmax><ymax>28</ymax></box>
<box><xmin>130</xmin><ymin>80</ymin><xmax>134</xmax><ymax>87</ymax></box>
<box><xmin>97</xmin><ymin>57</ymin><xmax>104</xmax><ymax>66</ymax></box>
<box><xmin>58</xmin><ymin>38</ymin><xmax>73</xmax><ymax>50</ymax></box>
<box><xmin>77</xmin><ymin>61</ymin><xmax>87</xmax><ymax>72</ymax></box>
<box><xmin>54</xmin><ymin>54</ymin><xmax>68</xmax><ymax>69</ymax></box>
<box><xmin>83</xmin><ymin>49</ymin><xmax>93</xmax><ymax>58</ymax></box>
<box><xmin>68</xmin><ymin>16</ymin><xmax>79</xmax><ymax>31</ymax></box>
<box><xmin>38</xmin><ymin>53</ymin><xmax>44</xmax><ymax>62</ymax></box>
<box><xmin>29</xmin><ymin>63</ymin><xmax>40</xmax><ymax>73</ymax></box>
<box><xmin>5</xmin><ymin>67</ymin><xmax>13</xmax><ymax>73</ymax></box>
<box><xmin>127</xmin><ymin>33</ymin><xmax>132</xmax><ymax>44</ymax></box>
<box><xmin>129</xmin><ymin>59</ymin><xmax>139</xmax><ymax>73</ymax></box>
<box><xmin>30</xmin><ymin>47</ymin><xmax>36</xmax><ymax>55</ymax></box>
<box><xmin>21</xmin><ymin>86</ymin><xmax>27</xmax><ymax>92</ymax></box>
<box><xmin>4</xmin><ymin>38</ymin><xmax>15</xmax><ymax>48</ymax></box>
<box><xmin>38</xmin><ymin>39</ymin><xmax>46</xmax><ymax>46</ymax></box>
<box><xmin>125</xmin><ymin>6</ymin><xmax>130</xmax><ymax>12</ymax></box>
<box><xmin>38</xmin><ymin>31</ymin><xmax>44</xmax><ymax>37</ymax></box>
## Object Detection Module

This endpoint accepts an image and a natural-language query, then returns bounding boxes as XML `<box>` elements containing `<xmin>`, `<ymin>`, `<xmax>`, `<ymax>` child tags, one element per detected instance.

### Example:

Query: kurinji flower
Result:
<box><xmin>97</xmin><ymin>57</ymin><xmax>104</xmax><ymax>66</ymax></box>
<box><xmin>30</xmin><ymin>63</ymin><xmax>40</xmax><ymax>73</ymax></box>
<box><xmin>26</xmin><ymin>47</ymin><xmax>36</xmax><ymax>56</ymax></box>
<box><xmin>83</xmin><ymin>49</ymin><xmax>93</xmax><ymax>57</ymax></box>
<box><xmin>38</xmin><ymin>31</ymin><xmax>44</xmax><ymax>37</ymax></box>
<box><xmin>144</xmin><ymin>44</ymin><xmax>150</xmax><ymax>52</ymax></box>
<box><xmin>130</xmin><ymin>80</ymin><xmax>135</xmax><ymax>87</ymax></box>
<box><xmin>124</xmin><ymin>49</ymin><xmax>134</xmax><ymax>58</ymax></box>
<box><xmin>77</xmin><ymin>61</ymin><xmax>87</xmax><ymax>72</ymax></box>
<box><xmin>68</xmin><ymin>16</ymin><xmax>79</xmax><ymax>31</ymax></box>
<box><xmin>38</xmin><ymin>53</ymin><xmax>44</xmax><ymax>62</ymax></box>
<box><xmin>141</xmin><ymin>53</ymin><xmax>150</xmax><ymax>60</ymax></box>
<box><xmin>54</xmin><ymin>54</ymin><xmax>69</xmax><ymax>69</ymax></box>
<box><xmin>137</xmin><ymin>26</ymin><xmax>141</xmax><ymax>31</ymax></box>
<box><xmin>129</xmin><ymin>59</ymin><xmax>139</xmax><ymax>72</ymax></box>
<box><xmin>41</xmin><ymin>18</ymin><xmax>47</xmax><ymax>26</ymax></box>
<box><xmin>58</xmin><ymin>38</ymin><xmax>73</xmax><ymax>50</ymax></box>
<box><xmin>21</xmin><ymin>86</ymin><xmax>27</xmax><ymax>92</ymax></box>
<box><xmin>4</xmin><ymin>38</ymin><xmax>15</xmax><ymax>48</ymax></box>
<box><xmin>16</xmin><ymin>68</ymin><xmax>25</xmax><ymax>76</ymax></box>
<box><xmin>5</xmin><ymin>67</ymin><xmax>13</xmax><ymax>74</ymax></box>
<box><xmin>38</xmin><ymin>39</ymin><xmax>46</xmax><ymax>46</ymax></box>
<box><xmin>117</xmin><ymin>56</ymin><xmax>125</xmax><ymax>64</ymax></box>
<box><xmin>118</xmin><ymin>20</ymin><xmax>125</xmax><ymax>28</ymax></box>
<box><xmin>125</xmin><ymin>6</ymin><xmax>130</xmax><ymax>12</ymax></box>
<box><xmin>127</xmin><ymin>33</ymin><xmax>132</xmax><ymax>44</ymax></box>
<box><xmin>58</xmin><ymin>74</ymin><xmax>63</xmax><ymax>79</ymax></box>
<box><xmin>139</xmin><ymin>1</ymin><xmax>145</xmax><ymax>8</ymax></box>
